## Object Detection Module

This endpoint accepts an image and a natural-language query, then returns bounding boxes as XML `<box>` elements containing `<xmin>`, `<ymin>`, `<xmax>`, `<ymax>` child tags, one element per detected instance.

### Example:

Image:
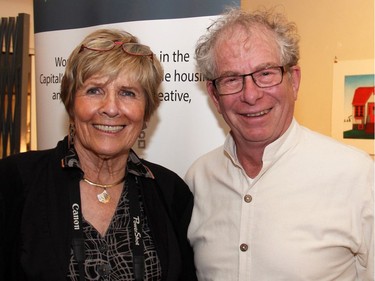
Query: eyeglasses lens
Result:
<box><xmin>81</xmin><ymin>39</ymin><xmax>154</xmax><ymax>63</ymax></box>
<box><xmin>85</xmin><ymin>40</ymin><xmax>115</xmax><ymax>51</ymax></box>
<box><xmin>123</xmin><ymin>43</ymin><xmax>151</xmax><ymax>55</ymax></box>
<box><xmin>122</xmin><ymin>43</ymin><xmax>153</xmax><ymax>61</ymax></box>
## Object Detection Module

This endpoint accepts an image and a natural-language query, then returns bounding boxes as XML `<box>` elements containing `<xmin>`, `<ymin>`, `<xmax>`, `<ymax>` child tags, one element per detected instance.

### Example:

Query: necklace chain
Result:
<box><xmin>82</xmin><ymin>176</ymin><xmax>125</xmax><ymax>204</ymax></box>
<box><xmin>82</xmin><ymin>177</ymin><xmax>125</xmax><ymax>189</ymax></box>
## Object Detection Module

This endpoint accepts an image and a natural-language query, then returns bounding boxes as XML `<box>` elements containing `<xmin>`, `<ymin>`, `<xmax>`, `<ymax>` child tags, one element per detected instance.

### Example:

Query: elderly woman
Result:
<box><xmin>0</xmin><ymin>29</ymin><xmax>196</xmax><ymax>281</ymax></box>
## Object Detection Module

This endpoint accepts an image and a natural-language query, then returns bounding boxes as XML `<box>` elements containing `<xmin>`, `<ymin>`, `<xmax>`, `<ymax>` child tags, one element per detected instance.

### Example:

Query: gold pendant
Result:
<box><xmin>97</xmin><ymin>189</ymin><xmax>110</xmax><ymax>203</ymax></box>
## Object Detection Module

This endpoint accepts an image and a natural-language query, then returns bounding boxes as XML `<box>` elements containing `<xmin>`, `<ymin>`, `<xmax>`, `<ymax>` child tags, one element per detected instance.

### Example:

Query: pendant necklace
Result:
<box><xmin>82</xmin><ymin>177</ymin><xmax>125</xmax><ymax>204</ymax></box>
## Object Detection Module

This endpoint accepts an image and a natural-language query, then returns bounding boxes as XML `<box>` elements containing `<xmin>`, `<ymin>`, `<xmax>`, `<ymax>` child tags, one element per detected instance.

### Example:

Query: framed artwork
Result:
<box><xmin>332</xmin><ymin>59</ymin><xmax>374</xmax><ymax>156</ymax></box>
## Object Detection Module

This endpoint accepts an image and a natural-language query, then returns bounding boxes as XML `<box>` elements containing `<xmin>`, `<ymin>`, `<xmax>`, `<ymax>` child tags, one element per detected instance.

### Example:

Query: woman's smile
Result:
<box><xmin>93</xmin><ymin>124</ymin><xmax>125</xmax><ymax>133</ymax></box>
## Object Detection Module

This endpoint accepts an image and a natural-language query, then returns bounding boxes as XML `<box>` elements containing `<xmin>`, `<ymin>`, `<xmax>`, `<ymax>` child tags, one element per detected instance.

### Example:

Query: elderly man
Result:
<box><xmin>186</xmin><ymin>8</ymin><xmax>374</xmax><ymax>281</ymax></box>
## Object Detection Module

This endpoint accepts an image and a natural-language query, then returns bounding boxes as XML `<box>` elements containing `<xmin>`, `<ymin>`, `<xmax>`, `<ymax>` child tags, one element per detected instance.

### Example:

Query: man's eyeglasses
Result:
<box><xmin>212</xmin><ymin>66</ymin><xmax>289</xmax><ymax>96</ymax></box>
<box><xmin>79</xmin><ymin>39</ymin><xmax>154</xmax><ymax>62</ymax></box>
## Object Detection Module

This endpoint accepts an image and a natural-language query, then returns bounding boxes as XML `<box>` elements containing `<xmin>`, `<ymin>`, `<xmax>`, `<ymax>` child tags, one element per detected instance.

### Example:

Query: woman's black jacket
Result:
<box><xmin>0</xmin><ymin>138</ymin><xmax>197</xmax><ymax>281</ymax></box>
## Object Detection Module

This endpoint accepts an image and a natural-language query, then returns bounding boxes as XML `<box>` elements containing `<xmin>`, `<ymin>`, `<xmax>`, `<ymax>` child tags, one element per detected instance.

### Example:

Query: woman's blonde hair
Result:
<box><xmin>60</xmin><ymin>28</ymin><xmax>163</xmax><ymax>121</ymax></box>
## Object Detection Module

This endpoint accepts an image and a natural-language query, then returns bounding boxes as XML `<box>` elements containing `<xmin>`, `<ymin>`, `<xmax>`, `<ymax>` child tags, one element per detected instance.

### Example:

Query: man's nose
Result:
<box><xmin>240</xmin><ymin>76</ymin><xmax>264</xmax><ymax>104</ymax></box>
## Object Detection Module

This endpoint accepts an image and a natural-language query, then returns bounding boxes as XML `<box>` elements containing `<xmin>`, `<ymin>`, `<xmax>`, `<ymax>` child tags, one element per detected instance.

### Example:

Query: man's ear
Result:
<box><xmin>206</xmin><ymin>81</ymin><xmax>222</xmax><ymax>114</ymax></box>
<box><xmin>289</xmin><ymin>65</ymin><xmax>301</xmax><ymax>101</ymax></box>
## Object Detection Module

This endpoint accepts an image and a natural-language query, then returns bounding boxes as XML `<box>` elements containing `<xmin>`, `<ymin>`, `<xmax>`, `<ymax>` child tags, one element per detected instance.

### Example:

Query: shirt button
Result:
<box><xmin>244</xmin><ymin>194</ymin><xmax>252</xmax><ymax>203</ymax></box>
<box><xmin>240</xmin><ymin>243</ymin><xmax>248</xmax><ymax>252</ymax></box>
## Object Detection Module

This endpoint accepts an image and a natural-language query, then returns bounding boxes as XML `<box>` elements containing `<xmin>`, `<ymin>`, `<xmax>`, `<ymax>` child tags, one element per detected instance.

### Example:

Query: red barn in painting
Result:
<box><xmin>351</xmin><ymin>86</ymin><xmax>374</xmax><ymax>134</ymax></box>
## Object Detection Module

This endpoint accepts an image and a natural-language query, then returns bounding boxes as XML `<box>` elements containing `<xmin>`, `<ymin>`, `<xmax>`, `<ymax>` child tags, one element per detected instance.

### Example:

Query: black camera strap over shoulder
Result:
<box><xmin>69</xmin><ymin>180</ymin><xmax>86</xmax><ymax>281</ymax></box>
<box><xmin>69</xmin><ymin>174</ymin><xmax>144</xmax><ymax>281</ymax></box>
<box><xmin>127</xmin><ymin>174</ymin><xmax>145</xmax><ymax>281</ymax></box>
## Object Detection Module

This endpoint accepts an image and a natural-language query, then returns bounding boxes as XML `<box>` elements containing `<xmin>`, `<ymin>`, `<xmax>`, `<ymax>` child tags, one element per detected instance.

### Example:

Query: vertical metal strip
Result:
<box><xmin>0</xmin><ymin>14</ymin><xmax>30</xmax><ymax>158</ymax></box>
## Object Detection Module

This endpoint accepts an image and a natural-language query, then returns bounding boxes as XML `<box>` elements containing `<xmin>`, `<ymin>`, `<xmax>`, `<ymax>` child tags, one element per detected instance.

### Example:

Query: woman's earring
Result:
<box><xmin>68</xmin><ymin>123</ymin><xmax>76</xmax><ymax>148</ymax></box>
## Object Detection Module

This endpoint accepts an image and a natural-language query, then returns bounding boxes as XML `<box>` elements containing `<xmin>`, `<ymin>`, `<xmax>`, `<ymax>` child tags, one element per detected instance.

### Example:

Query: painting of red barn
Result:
<box><xmin>344</xmin><ymin>86</ymin><xmax>374</xmax><ymax>139</ymax></box>
<box><xmin>332</xmin><ymin>60</ymin><xmax>374</xmax><ymax>156</ymax></box>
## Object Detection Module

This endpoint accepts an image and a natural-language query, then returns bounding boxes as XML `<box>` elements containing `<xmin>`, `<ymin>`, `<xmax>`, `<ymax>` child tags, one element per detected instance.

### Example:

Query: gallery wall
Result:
<box><xmin>243</xmin><ymin>0</ymin><xmax>374</xmax><ymax>136</ymax></box>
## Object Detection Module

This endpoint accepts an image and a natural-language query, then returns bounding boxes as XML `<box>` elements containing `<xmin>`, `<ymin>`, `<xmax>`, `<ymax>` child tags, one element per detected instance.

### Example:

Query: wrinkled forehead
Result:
<box><xmin>218</xmin><ymin>23</ymin><xmax>277</xmax><ymax>49</ymax></box>
<box><xmin>214</xmin><ymin>24</ymin><xmax>280</xmax><ymax>62</ymax></box>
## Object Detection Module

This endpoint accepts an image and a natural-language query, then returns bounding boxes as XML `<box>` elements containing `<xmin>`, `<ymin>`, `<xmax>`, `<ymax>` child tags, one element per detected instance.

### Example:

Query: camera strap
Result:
<box><xmin>127</xmin><ymin>174</ymin><xmax>145</xmax><ymax>281</ymax></box>
<box><xmin>69</xmin><ymin>180</ymin><xmax>86</xmax><ymax>281</ymax></box>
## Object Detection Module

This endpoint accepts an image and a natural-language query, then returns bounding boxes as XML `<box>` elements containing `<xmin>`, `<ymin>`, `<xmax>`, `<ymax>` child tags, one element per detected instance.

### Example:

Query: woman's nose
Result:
<box><xmin>100</xmin><ymin>93</ymin><xmax>120</xmax><ymax>117</ymax></box>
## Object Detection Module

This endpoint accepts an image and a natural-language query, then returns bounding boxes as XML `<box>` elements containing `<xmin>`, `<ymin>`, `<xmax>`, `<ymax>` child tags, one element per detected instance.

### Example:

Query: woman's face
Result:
<box><xmin>72</xmin><ymin>70</ymin><xmax>146</xmax><ymax>159</ymax></box>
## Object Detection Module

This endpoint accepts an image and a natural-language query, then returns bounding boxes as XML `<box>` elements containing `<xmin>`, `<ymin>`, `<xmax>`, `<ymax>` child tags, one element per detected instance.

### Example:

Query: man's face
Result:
<box><xmin>207</xmin><ymin>27</ymin><xmax>301</xmax><ymax>149</ymax></box>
